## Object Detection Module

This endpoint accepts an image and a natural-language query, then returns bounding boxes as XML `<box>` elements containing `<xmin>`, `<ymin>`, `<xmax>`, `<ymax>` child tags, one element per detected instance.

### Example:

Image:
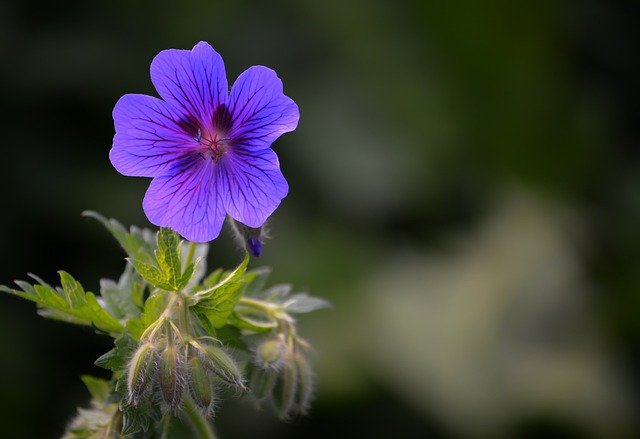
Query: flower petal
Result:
<box><xmin>227</xmin><ymin>66</ymin><xmax>299</xmax><ymax>151</ymax></box>
<box><xmin>220</xmin><ymin>147</ymin><xmax>289</xmax><ymax>228</ymax></box>
<box><xmin>150</xmin><ymin>41</ymin><xmax>228</xmax><ymax>127</ymax></box>
<box><xmin>142</xmin><ymin>156</ymin><xmax>226</xmax><ymax>242</ymax></box>
<box><xmin>110</xmin><ymin>94</ymin><xmax>196</xmax><ymax>177</ymax></box>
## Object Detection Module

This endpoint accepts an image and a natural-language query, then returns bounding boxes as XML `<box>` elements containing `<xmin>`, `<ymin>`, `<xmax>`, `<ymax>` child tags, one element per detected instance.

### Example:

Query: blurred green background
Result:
<box><xmin>1</xmin><ymin>1</ymin><xmax>639</xmax><ymax>438</ymax></box>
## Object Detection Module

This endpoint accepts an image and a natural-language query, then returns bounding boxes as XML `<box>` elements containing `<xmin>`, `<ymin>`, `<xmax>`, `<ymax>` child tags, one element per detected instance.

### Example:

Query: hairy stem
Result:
<box><xmin>182</xmin><ymin>396</ymin><xmax>217</xmax><ymax>439</ymax></box>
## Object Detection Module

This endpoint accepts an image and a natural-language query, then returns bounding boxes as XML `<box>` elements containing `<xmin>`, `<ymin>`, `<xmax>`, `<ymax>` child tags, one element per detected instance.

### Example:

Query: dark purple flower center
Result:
<box><xmin>195</xmin><ymin>129</ymin><xmax>231</xmax><ymax>163</ymax></box>
<box><xmin>179</xmin><ymin>104</ymin><xmax>235</xmax><ymax>164</ymax></box>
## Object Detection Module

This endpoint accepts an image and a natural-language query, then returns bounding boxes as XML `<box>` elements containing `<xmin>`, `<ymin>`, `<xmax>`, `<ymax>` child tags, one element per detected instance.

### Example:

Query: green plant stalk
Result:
<box><xmin>182</xmin><ymin>395</ymin><xmax>217</xmax><ymax>439</ymax></box>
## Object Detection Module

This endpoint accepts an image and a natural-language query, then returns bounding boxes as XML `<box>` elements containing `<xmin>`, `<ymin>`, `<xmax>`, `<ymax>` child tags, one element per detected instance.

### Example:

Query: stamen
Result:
<box><xmin>193</xmin><ymin>128</ymin><xmax>202</xmax><ymax>144</ymax></box>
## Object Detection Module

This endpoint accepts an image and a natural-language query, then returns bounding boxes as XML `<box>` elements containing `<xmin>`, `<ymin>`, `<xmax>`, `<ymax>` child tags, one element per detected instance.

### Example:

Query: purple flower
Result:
<box><xmin>110</xmin><ymin>41</ymin><xmax>299</xmax><ymax>242</ymax></box>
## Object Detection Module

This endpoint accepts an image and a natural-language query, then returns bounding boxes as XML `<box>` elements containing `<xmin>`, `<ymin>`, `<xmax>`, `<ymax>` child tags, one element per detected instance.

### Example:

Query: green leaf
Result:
<box><xmin>229</xmin><ymin>310</ymin><xmax>277</xmax><ymax>332</ymax></box>
<box><xmin>214</xmin><ymin>325</ymin><xmax>247</xmax><ymax>350</ymax></box>
<box><xmin>1</xmin><ymin>272</ymin><xmax>124</xmax><ymax>335</ymax></box>
<box><xmin>182</xmin><ymin>241</ymin><xmax>209</xmax><ymax>289</ymax></box>
<box><xmin>80</xmin><ymin>375</ymin><xmax>111</xmax><ymax>404</ymax></box>
<box><xmin>155</xmin><ymin>228</ymin><xmax>183</xmax><ymax>290</ymax></box>
<box><xmin>192</xmin><ymin>253</ymin><xmax>249</xmax><ymax>328</ymax></box>
<box><xmin>95</xmin><ymin>335</ymin><xmax>137</xmax><ymax>371</ymax></box>
<box><xmin>83</xmin><ymin>211</ymin><xmax>156</xmax><ymax>263</ymax></box>
<box><xmin>128</xmin><ymin>258</ymin><xmax>170</xmax><ymax>290</ymax></box>
<box><xmin>140</xmin><ymin>290</ymin><xmax>169</xmax><ymax>329</ymax></box>
<box><xmin>199</xmin><ymin>252</ymin><xmax>250</xmax><ymax>300</ymax></box>
<box><xmin>203</xmin><ymin>268</ymin><xmax>223</xmax><ymax>289</ymax></box>
<box><xmin>100</xmin><ymin>264</ymin><xmax>144</xmax><ymax>321</ymax></box>
<box><xmin>243</xmin><ymin>266</ymin><xmax>272</xmax><ymax>296</ymax></box>
<box><xmin>283</xmin><ymin>293</ymin><xmax>332</xmax><ymax>314</ymax></box>
<box><xmin>195</xmin><ymin>282</ymin><xmax>244</xmax><ymax>328</ymax></box>
<box><xmin>127</xmin><ymin>318</ymin><xmax>146</xmax><ymax>341</ymax></box>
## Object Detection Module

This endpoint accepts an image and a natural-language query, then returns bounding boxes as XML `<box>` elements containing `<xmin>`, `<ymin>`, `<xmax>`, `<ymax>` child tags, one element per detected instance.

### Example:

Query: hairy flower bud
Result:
<box><xmin>229</xmin><ymin>219</ymin><xmax>265</xmax><ymax>257</ymax></box>
<box><xmin>188</xmin><ymin>354</ymin><xmax>214</xmax><ymax>411</ymax></box>
<box><xmin>126</xmin><ymin>342</ymin><xmax>157</xmax><ymax>405</ymax></box>
<box><xmin>293</xmin><ymin>351</ymin><xmax>314</xmax><ymax>415</ymax></box>
<box><xmin>159</xmin><ymin>346</ymin><xmax>184</xmax><ymax>409</ymax></box>
<box><xmin>256</xmin><ymin>338</ymin><xmax>285</xmax><ymax>369</ymax></box>
<box><xmin>249</xmin><ymin>367</ymin><xmax>278</xmax><ymax>401</ymax></box>
<box><xmin>203</xmin><ymin>344</ymin><xmax>244</xmax><ymax>388</ymax></box>
<box><xmin>272</xmin><ymin>358</ymin><xmax>298</xmax><ymax>420</ymax></box>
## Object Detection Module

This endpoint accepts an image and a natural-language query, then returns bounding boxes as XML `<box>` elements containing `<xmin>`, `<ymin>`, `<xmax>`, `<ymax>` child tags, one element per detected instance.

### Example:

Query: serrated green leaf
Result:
<box><xmin>140</xmin><ymin>290</ymin><xmax>169</xmax><ymax>329</ymax></box>
<box><xmin>128</xmin><ymin>259</ymin><xmax>170</xmax><ymax>290</ymax></box>
<box><xmin>203</xmin><ymin>268</ymin><xmax>223</xmax><ymax>288</ymax></box>
<box><xmin>155</xmin><ymin>228</ymin><xmax>183</xmax><ymax>290</ymax></box>
<box><xmin>34</xmin><ymin>284</ymin><xmax>68</xmax><ymax>308</ymax></box>
<box><xmin>283</xmin><ymin>293</ymin><xmax>332</xmax><ymax>314</ymax></box>
<box><xmin>100</xmin><ymin>265</ymin><xmax>144</xmax><ymax>321</ymax></box>
<box><xmin>2</xmin><ymin>273</ymin><xmax>124</xmax><ymax>335</ymax></box>
<box><xmin>195</xmin><ymin>282</ymin><xmax>245</xmax><ymax>328</ymax></box>
<box><xmin>179</xmin><ymin>258</ymin><xmax>197</xmax><ymax>291</ymax></box>
<box><xmin>83</xmin><ymin>211</ymin><xmax>156</xmax><ymax>263</ymax></box>
<box><xmin>190</xmin><ymin>253</ymin><xmax>249</xmax><ymax>328</ymax></box>
<box><xmin>214</xmin><ymin>325</ymin><xmax>247</xmax><ymax>350</ymax></box>
<box><xmin>95</xmin><ymin>335</ymin><xmax>137</xmax><ymax>371</ymax></box>
<box><xmin>196</xmin><ymin>252</ymin><xmax>250</xmax><ymax>300</ymax></box>
<box><xmin>0</xmin><ymin>284</ymin><xmax>36</xmax><ymax>302</ymax></box>
<box><xmin>121</xmin><ymin>406</ymin><xmax>150</xmax><ymax>436</ymax></box>
<box><xmin>59</xmin><ymin>271</ymin><xmax>87</xmax><ymax>308</ymax></box>
<box><xmin>243</xmin><ymin>267</ymin><xmax>272</xmax><ymax>296</ymax></box>
<box><xmin>182</xmin><ymin>241</ymin><xmax>209</xmax><ymax>289</ymax></box>
<box><xmin>127</xmin><ymin>318</ymin><xmax>145</xmax><ymax>341</ymax></box>
<box><xmin>81</xmin><ymin>375</ymin><xmax>111</xmax><ymax>404</ymax></box>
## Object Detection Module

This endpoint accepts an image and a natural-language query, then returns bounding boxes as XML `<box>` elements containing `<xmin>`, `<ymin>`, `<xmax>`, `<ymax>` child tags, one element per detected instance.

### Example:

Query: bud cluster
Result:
<box><xmin>125</xmin><ymin>299</ymin><xmax>245</xmax><ymax>416</ymax></box>
<box><xmin>248</xmin><ymin>326</ymin><xmax>315</xmax><ymax>420</ymax></box>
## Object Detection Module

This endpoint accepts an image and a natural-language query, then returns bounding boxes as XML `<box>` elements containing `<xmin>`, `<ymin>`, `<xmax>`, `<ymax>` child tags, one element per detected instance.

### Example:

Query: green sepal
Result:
<box><xmin>1</xmin><ymin>272</ymin><xmax>125</xmax><ymax>335</ymax></box>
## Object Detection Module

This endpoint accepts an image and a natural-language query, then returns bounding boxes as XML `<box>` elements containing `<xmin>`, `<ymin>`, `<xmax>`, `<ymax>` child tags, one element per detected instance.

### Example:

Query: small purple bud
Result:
<box><xmin>229</xmin><ymin>218</ymin><xmax>265</xmax><ymax>257</ymax></box>
<box><xmin>246</xmin><ymin>234</ymin><xmax>262</xmax><ymax>257</ymax></box>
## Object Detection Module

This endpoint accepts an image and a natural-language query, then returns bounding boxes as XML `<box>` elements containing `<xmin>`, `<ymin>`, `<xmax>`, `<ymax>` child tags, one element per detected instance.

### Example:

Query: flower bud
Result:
<box><xmin>293</xmin><ymin>351</ymin><xmax>314</xmax><ymax>415</ymax></box>
<box><xmin>249</xmin><ymin>366</ymin><xmax>277</xmax><ymax>401</ymax></box>
<box><xmin>203</xmin><ymin>344</ymin><xmax>244</xmax><ymax>388</ymax></box>
<box><xmin>188</xmin><ymin>355</ymin><xmax>214</xmax><ymax>411</ymax></box>
<box><xmin>159</xmin><ymin>346</ymin><xmax>184</xmax><ymax>409</ymax></box>
<box><xmin>126</xmin><ymin>342</ymin><xmax>157</xmax><ymax>405</ymax></box>
<box><xmin>272</xmin><ymin>356</ymin><xmax>298</xmax><ymax>420</ymax></box>
<box><xmin>229</xmin><ymin>219</ymin><xmax>264</xmax><ymax>257</ymax></box>
<box><xmin>256</xmin><ymin>338</ymin><xmax>285</xmax><ymax>369</ymax></box>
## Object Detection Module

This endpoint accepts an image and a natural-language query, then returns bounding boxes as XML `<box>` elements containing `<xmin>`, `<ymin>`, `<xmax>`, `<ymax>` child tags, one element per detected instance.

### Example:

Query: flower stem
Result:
<box><xmin>185</xmin><ymin>241</ymin><xmax>197</xmax><ymax>267</ymax></box>
<box><xmin>237</xmin><ymin>296</ymin><xmax>278</xmax><ymax>314</ymax></box>
<box><xmin>182</xmin><ymin>396</ymin><xmax>217</xmax><ymax>439</ymax></box>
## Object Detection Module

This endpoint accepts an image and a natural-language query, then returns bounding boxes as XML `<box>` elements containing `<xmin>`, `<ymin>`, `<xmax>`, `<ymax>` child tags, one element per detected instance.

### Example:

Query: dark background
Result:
<box><xmin>1</xmin><ymin>1</ymin><xmax>639</xmax><ymax>438</ymax></box>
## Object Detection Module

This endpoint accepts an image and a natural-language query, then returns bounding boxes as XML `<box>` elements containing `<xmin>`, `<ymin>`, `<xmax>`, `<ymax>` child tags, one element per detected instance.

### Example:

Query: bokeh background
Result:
<box><xmin>1</xmin><ymin>1</ymin><xmax>638</xmax><ymax>438</ymax></box>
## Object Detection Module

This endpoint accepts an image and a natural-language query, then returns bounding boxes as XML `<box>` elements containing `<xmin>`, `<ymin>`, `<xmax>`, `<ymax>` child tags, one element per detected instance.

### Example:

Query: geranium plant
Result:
<box><xmin>1</xmin><ymin>42</ymin><xmax>327</xmax><ymax>439</ymax></box>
